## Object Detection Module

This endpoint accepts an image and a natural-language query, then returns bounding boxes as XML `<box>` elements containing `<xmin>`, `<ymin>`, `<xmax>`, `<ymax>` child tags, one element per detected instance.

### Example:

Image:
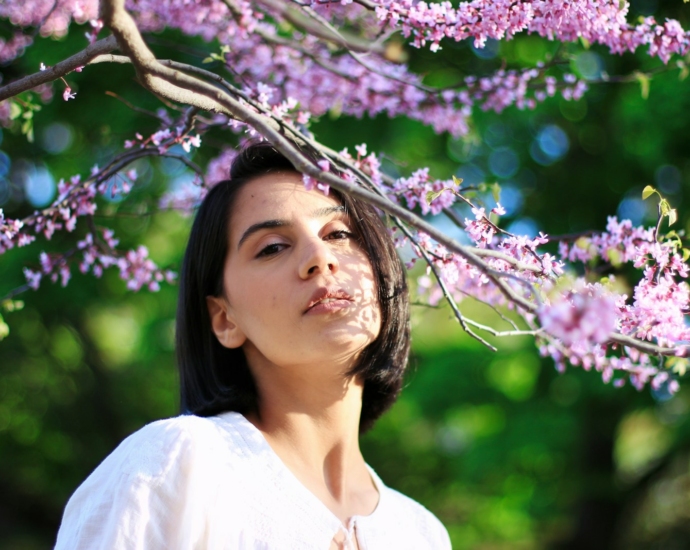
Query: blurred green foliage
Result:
<box><xmin>3</xmin><ymin>2</ymin><xmax>690</xmax><ymax>548</ymax></box>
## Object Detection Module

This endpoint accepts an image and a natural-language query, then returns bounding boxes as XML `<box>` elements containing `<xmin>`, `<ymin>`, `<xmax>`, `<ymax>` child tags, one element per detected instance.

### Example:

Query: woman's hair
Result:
<box><xmin>176</xmin><ymin>142</ymin><xmax>410</xmax><ymax>432</ymax></box>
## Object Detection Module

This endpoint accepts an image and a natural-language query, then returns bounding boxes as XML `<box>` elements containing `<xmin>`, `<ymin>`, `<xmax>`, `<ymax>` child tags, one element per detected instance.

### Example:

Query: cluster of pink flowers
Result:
<box><xmin>539</xmin><ymin>282</ymin><xmax>618</xmax><ymax>346</ymax></box>
<box><xmin>124</xmin><ymin>128</ymin><xmax>202</xmax><ymax>154</ymax></box>
<box><xmin>373</xmin><ymin>0</ymin><xmax>689</xmax><ymax>63</ymax></box>
<box><xmin>205</xmin><ymin>148</ymin><xmax>238</xmax><ymax>185</ymax></box>
<box><xmin>0</xmin><ymin>32</ymin><xmax>33</xmax><ymax>64</ymax></box>
<box><xmin>0</xmin><ymin>160</ymin><xmax>174</xmax><ymax>295</ymax></box>
<box><xmin>405</xmin><ymin>203</ymin><xmax>687</xmax><ymax>392</ymax></box>
<box><xmin>0</xmin><ymin>210</ymin><xmax>32</xmax><ymax>254</ymax></box>
<box><xmin>23</xmin><ymin>230</ymin><xmax>174</xmax><ymax>293</ymax></box>
<box><xmin>389</xmin><ymin>169</ymin><xmax>457</xmax><ymax>216</ymax></box>
<box><xmin>0</xmin><ymin>0</ymin><xmax>650</xmax><ymax>141</ymax></box>
<box><xmin>338</xmin><ymin>144</ymin><xmax>384</xmax><ymax>186</ymax></box>
<box><xmin>463</xmin><ymin>70</ymin><xmax>587</xmax><ymax>113</ymax></box>
<box><xmin>0</xmin><ymin>0</ymin><xmax>97</xmax><ymax>41</ymax></box>
<box><xmin>33</xmin><ymin>174</ymin><xmax>95</xmax><ymax>239</ymax></box>
<box><xmin>1</xmin><ymin>0</ymin><xmax>688</xmax><ymax>396</ymax></box>
<box><xmin>159</xmin><ymin>177</ymin><xmax>208</xmax><ymax>216</ymax></box>
<box><xmin>559</xmin><ymin>217</ymin><xmax>690</xmax><ymax>349</ymax></box>
<box><xmin>115</xmin><ymin>245</ymin><xmax>176</xmax><ymax>292</ymax></box>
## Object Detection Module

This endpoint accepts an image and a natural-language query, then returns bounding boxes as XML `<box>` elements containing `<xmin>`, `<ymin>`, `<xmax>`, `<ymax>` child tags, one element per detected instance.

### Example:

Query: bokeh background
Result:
<box><xmin>3</xmin><ymin>1</ymin><xmax>690</xmax><ymax>548</ymax></box>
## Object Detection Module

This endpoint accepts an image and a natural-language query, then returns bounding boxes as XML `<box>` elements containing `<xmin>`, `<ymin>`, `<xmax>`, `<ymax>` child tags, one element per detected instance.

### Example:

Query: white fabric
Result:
<box><xmin>55</xmin><ymin>412</ymin><xmax>452</xmax><ymax>549</ymax></box>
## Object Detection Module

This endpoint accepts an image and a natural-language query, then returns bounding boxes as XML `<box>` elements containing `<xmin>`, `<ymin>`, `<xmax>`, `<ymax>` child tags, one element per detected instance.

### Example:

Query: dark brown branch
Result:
<box><xmin>0</xmin><ymin>36</ymin><xmax>119</xmax><ymax>102</ymax></box>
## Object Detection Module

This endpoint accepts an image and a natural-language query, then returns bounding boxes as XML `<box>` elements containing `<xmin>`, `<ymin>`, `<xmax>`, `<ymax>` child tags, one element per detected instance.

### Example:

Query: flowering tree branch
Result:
<box><xmin>1</xmin><ymin>0</ymin><xmax>689</xmax><ymax>394</ymax></box>
<box><xmin>0</xmin><ymin>35</ymin><xmax>118</xmax><ymax>102</ymax></box>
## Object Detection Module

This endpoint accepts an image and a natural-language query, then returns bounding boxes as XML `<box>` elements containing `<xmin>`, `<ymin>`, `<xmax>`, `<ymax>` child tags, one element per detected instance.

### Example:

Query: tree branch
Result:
<box><xmin>98</xmin><ymin>0</ymin><xmax>688</xmax><ymax>362</ymax></box>
<box><xmin>0</xmin><ymin>36</ymin><xmax>119</xmax><ymax>102</ymax></box>
<box><xmin>258</xmin><ymin>0</ymin><xmax>384</xmax><ymax>54</ymax></box>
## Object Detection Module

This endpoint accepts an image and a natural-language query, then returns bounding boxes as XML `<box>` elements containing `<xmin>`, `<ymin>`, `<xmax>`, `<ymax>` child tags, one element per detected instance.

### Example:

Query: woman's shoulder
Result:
<box><xmin>55</xmin><ymin>413</ymin><xmax>257</xmax><ymax>548</ymax></box>
<box><xmin>77</xmin><ymin>412</ymin><xmax>251</xmax><ymax>488</ymax></box>
<box><xmin>365</xmin><ymin>469</ymin><xmax>452</xmax><ymax>549</ymax></box>
<box><xmin>382</xmin><ymin>487</ymin><xmax>449</xmax><ymax>540</ymax></box>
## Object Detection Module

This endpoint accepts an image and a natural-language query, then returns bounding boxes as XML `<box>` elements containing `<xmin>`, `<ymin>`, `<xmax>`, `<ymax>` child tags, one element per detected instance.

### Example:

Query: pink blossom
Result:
<box><xmin>491</xmin><ymin>203</ymin><xmax>506</xmax><ymax>216</ymax></box>
<box><xmin>23</xmin><ymin>268</ymin><xmax>41</xmax><ymax>290</ymax></box>
<box><xmin>62</xmin><ymin>86</ymin><xmax>76</xmax><ymax>101</ymax></box>
<box><xmin>539</xmin><ymin>285</ymin><xmax>618</xmax><ymax>346</ymax></box>
<box><xmin>303</xmin><ymin>174</ymin><xmax>317</xmax><ymax>192</ymax></box>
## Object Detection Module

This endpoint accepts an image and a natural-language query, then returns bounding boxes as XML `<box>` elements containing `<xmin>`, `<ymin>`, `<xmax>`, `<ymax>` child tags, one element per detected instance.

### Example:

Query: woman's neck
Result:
<box><xmin>245</xmin><ymin>361</ymin><xmax>379</xmax><ymax>523</ymax></box>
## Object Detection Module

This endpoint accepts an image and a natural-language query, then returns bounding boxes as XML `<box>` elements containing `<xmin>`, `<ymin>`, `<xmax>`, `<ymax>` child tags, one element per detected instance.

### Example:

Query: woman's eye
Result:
<box><xmin>326</xmin><ymin>230</ymin><xmax>352</xmax><ymax>241</ymax></box>
<box><xmin>256</xmin><ymin>243</ymin><xmax>286</xmax><ymax>258</ymax></box>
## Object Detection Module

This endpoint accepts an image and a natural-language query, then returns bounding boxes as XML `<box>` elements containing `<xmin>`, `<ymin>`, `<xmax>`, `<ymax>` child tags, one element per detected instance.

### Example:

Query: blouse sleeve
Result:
<box><xmin>54</xmin><ymin>416</ymin><xmax>220</xmax><ymax>550</ymax></box>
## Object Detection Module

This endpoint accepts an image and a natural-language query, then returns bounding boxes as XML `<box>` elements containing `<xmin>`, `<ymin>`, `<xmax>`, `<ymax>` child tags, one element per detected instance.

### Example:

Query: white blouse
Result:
<box><xmin>54</xmin><ymin>412</ymin><xmax>451</xmax><ymax>549</ymax></box>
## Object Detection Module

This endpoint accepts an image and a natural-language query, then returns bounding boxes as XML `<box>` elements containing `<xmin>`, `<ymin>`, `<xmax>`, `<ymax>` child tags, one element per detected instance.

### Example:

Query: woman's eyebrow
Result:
<box><xmin>237</xmin><ymin>205</ymin><xmax>346</xmax><ymax>250</ymax></box>
<box><xmin>311</xmin><ymin>205</ymin><xmax>346</xmax><ymax>218</ymax></box>
<box><xmin>237</xmin><ymin>220</ymin><xmax>287</xmax><ymax>250</ymax></box>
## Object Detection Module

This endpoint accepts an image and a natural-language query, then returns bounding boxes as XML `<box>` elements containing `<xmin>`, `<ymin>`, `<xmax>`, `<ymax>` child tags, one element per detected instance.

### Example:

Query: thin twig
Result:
<box><xmin>105</xmin><ymin>91</ymin><xmax>168</xmax><ymax>121</ymax></box>
<box><xmin>396</xmin><ymin>221</ymin><xmax>497</xmax><ymax>350</ymax></box>
<box><xmin>0</xmin><ymin>284</ymin><xmax>32</xmax><ymax>303</ymax></box>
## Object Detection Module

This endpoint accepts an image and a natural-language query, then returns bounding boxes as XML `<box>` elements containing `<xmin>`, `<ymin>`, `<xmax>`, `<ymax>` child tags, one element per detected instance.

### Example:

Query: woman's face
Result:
<box><xmin>207</xmin><ymin>171</ymin><xmax>381</xmax><ymax>374</ymax></box>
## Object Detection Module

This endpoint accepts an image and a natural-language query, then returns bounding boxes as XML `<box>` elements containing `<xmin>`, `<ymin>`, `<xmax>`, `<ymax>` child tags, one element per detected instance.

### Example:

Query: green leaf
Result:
<box><xmin>667</xmin><ymin>356</ymin><xmax>688</xmax><ymax>376</ymax></box>
<box><xmin>683</xmin><ymin>248</ymin><xmax>690</xmax><ymax>261</ymax></box>
<box><xmin>21</xmin><ymin>118</ymin><xmax>34</xmax><ymax>142</ymax></box>
<box><xmin>606</xmin><ymin>248</ymin><xmax>622</xmax><ymax>267</ymax></box>
<box><xmin>202</xmin><ymin>56</ymin><xmax>214</xmax><ymax>63</ymax></box>
<box><xmin>426</xmin><ymin>188</ymin><xmax>453</xmax><ymax>205</ymax></box>
<box><xmin>668</xmin><ymin>208</ymin><xmax>678</xmax><ymax>226</ymax></box>
<box><xmin>0</xmin><ymin>313</ymin><xmax>8</xmax><ymax>342</ymax></box>
<box><xmin>634</xmin><ymin>71</ymin><xmax>650</xmax><ymax>100</ymax></box>
<box><xmin>1</xmin><ymin>299</ymin><xmax>24</xmax><ymax>312</ymax></box>
<box><xmin>574</xmin><ymin>236</ymin><xmax>591</xmax><ymax>251</ymax></box>
<box><xmin>9</xmin><ymin>101</ymin><xmax>22</xmax><ymax>120</ymax></box>
<box><xmin>452</xmin><ymin>175</ymin><xmax>463</xmax><ymax>187</ymax></box>
<box><xmin>426</xmin><ymin>190</ymin><xmax>441</xmax><ymax>204</ymax></box>
<box><xmin>641</xmin><ymin>185</ymin><xmax>657</xmax><ymax>200</ymax></box>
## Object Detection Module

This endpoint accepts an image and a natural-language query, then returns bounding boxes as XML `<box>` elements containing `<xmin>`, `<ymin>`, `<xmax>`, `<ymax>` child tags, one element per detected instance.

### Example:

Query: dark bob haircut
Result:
<box><xmin>176</xmin><ymin>142</ymin><xmax>410</xmax><ymax>432</ymax></box>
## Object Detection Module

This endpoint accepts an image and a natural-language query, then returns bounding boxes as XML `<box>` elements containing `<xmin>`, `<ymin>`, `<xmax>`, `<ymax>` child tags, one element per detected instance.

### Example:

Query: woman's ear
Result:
<box><xmin>206</xmin><ymin>296</ymin><xmax>247</xmax><ymax>349</ymax></box>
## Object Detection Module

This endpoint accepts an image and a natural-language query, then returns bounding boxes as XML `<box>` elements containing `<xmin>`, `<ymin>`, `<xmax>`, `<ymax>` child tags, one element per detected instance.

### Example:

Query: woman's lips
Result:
<box><xmin>304</xmin><ymin>288</ymin><xmax>354</xmax><ymax>314</ymax></box>
<box><xmin>305</xmin><ymin>298</ymin><xmax>354</xmax><ymax>315</ymax></box>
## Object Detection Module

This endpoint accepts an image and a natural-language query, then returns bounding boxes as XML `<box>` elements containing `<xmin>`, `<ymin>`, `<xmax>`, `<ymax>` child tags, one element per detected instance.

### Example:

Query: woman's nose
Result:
<box><xmin>299</xmin><ymin>239</ymin><xmax>339</xmax><ymax>279</ymax></box>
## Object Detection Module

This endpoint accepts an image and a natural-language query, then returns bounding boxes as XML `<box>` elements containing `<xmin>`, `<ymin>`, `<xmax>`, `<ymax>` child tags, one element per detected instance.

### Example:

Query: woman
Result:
<box><xmin>55</xmin><ymin>143</ymin><xmax>451</xmax><ymax>549</ymax></box>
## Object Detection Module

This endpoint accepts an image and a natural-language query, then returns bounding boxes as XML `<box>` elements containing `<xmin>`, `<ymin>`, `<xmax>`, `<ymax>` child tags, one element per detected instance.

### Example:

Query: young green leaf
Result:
<box><xmin>634</xmin><ymin>71</ymin><xmax>650</xmax><ymax>100</ymax></box>
<box><xmin>641</xmin><ymin>185</ymin><xmax>657</xmax><ymax>200</ymax></box>
<box><xmin>0</xmin><ymin>314</ymin><xmax>8</xmax><ymax>341</ymax></box>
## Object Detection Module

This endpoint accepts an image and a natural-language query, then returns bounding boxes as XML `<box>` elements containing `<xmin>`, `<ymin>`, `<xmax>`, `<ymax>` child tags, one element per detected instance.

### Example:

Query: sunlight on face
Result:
<box><xmin>217</xmin><ymin>171</ymin><xmax>381</xmax><ymax>375</ymax></box>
